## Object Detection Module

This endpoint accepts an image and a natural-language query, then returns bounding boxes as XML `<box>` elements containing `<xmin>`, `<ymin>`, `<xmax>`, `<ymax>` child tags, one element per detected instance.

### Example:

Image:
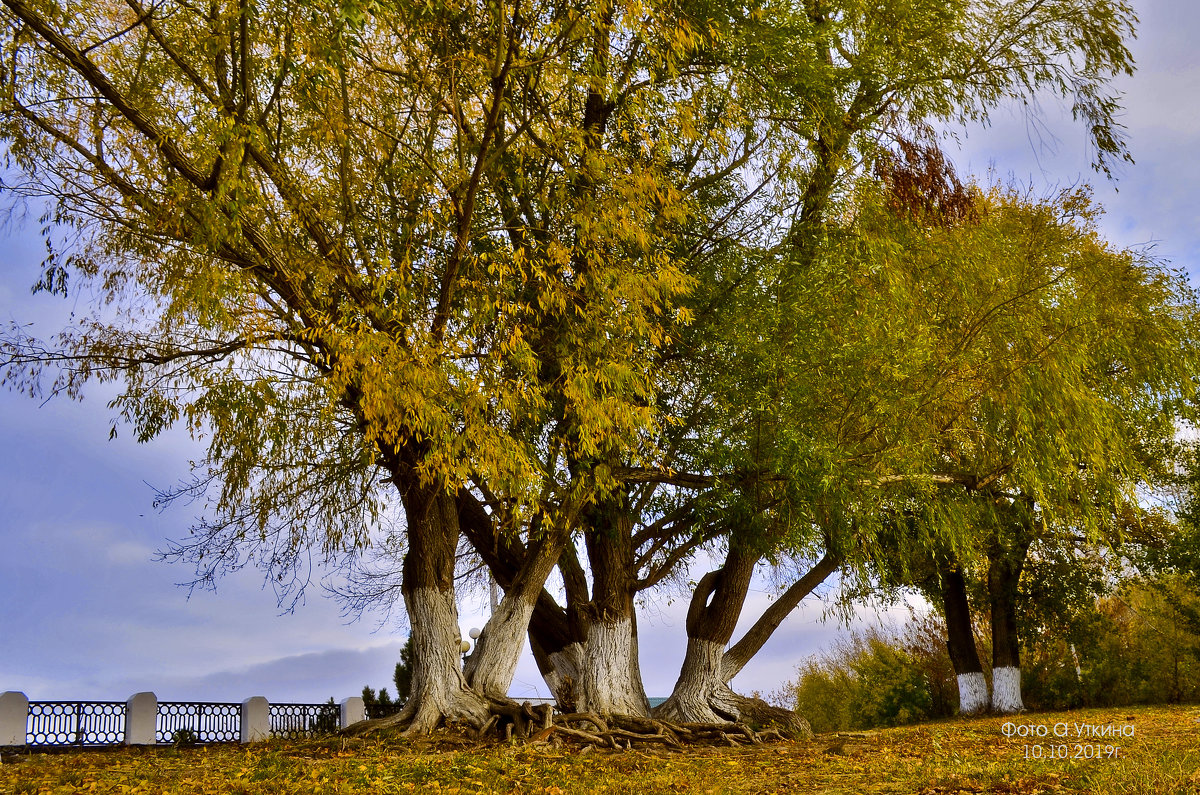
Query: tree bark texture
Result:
<box><xmin>991</xmin><ymin>666</ymin><xmax>1023</xmax><ymax>714</ymax></box>
<box><xmin>576</xmin><ymin>497</ymin><xmax>650</xmax><ymax>716</ymax></box>
<box><xmin>940</xmin><ymin>564</ymin><xmax>988</xmax><ymax>714</ymax></box>
<box><xmin>656</xmin><ymin>550</ymin><xmax>835</xmax><ymax>733</ymax></box>
<box><xmin>396</xmin><ymin>486</ymin><xmax>489</xmax><ymax>733</ymax></box>
<box><xmin>987</xmin><ymin>529</ymin><xmax>1032</xmax><ymax>714</ymax></box>
<box><xmin>655</xmin><ymin>542</ymin><xmax>756</xmax><ymax>723</ymax></box>
<box><xmin>721</xmin><ymin>553</ymin><xmax>840</xmax><ymax>681</ymax></box>
<box><xmin>399</xmin><ymin>585</ymin><xmax>491</xmax><ymax>733</ymax></box>
<box><xmin>655</xmin><ymin>637</ymin><xmax>742</xmax><ymax>724</ymax></box>
<box><xmin>531</xmin><ymin>636</ymin><xmax>585</xmax><ymax>712</ymax></box>
<box><xmin>461</xmin><ymin>595</ymin><xmax>536</xmax><ymax>699</ymax></box>
<box><xmin>957</xmin><ymin>672</ymin><xmax>991</xmax><ymax>715</ymax></box>
<box><xmin>461</xmin><ymin>514</ymin><xmax>568</xmax><ymax>699</ymax></box>
<box><xmin>579</xmin><ymin>616</ymin><xmax>650</xmax><ymax>716</ymax></box>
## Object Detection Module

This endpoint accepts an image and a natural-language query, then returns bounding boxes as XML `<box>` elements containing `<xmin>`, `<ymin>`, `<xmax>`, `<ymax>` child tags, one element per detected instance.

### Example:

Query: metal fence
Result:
<box><xmin>13</xmin><ymin>698</ymin><xmax>346</xmax><ymax>747</ymax></box>
<box><xmin>156</xmin><ymin>702</ymin><xmax>242</xmax><ymax>744</ymax></box>
<box><xmin>364</xmin><ymin>701</ymin><xmax>404</xmax><ymax>720</ymax></box>
<box><xmin>26</xmin><ymin>702</ymin><xmax>126</xmax><ymax>747</ymax></box>
<box><xmin>268</xmin><ymin>703</ymin><xmax>339</xmax><ymax>740</ymax></box>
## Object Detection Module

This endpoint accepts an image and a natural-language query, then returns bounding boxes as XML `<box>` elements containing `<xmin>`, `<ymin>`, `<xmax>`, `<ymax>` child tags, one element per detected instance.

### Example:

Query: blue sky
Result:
<box><xmin>2</xmin><ymin>0</ymin><xmax>1199</xmax><ymax>705</ymax></box>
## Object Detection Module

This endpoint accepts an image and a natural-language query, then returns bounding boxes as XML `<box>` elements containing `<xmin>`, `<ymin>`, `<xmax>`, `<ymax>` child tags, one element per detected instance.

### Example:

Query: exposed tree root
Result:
<box><xmin>342</xmin><ymin>712</ymin><xmax>409</xmax><ymax>737</ymax></box>
<box><xmin>727</xmin><ymin>693</ymin><xmax>813</xmax><ymax>739</ymax></box>
<box><xmin>343</xmin><ymin>701</ymin><xmax>801</xmax><ymax>750</ymax></box>
<box><xmin>519</xmin><ymin>709</ymin><xmax>798</xmax><ymax>750</ymax></box>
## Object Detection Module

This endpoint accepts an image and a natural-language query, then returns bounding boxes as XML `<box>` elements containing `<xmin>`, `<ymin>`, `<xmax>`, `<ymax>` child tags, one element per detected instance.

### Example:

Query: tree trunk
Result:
<box><xmin>461</xmin><ymin>594</ymin><xmax>536</xmax><ymax>699</ymax></box>
<box><xmin>655</xmin><ymin>636</ymin><xmax>742</xmax><ymax>723</ymax></box>
<box><xmin>461</xmin><ymin>509</ymin><xmax>568</xmax><ymax>699</ymax></box>
<box><xmin>656</xmin><ymin>549</ymin><xmax>834</xmax><ymax>735</ymax></box>
<box><xmin>399</xmin><ymin>583</ymin><xmax>490</xmax><ymax>733</ymax></box>
<box><xmin>543</xmin><ymin>535</ymin><xmax>591</xmax><ymax>710</ymax></box>
<box><xmin>576</xmin><ymin>496</ymin><xmax>650</xmax><ymax>716</ymax></box>
<box><xmin>940</xmin><ymin>564</ymin><xmax>989</xmax><ymax>715</ymax></box>
<box><xmin>987</xmin><ymin>529</ymin><xmax>1032</xmax><ymax>714</ymax></box>
<box><xmin>654</xmin><ymin>631</ymin><xmax>814</xmax><ymax>735</ymax></box>
<box><xmin>462</xmin><ymin>567</ymin><xmax>566</xmax><ymax>699</ymax></box>
<box><xmin>394</xmin><ymin>486</ymin><xmax>489</xmax><ymax>734</ymax></box>
<box><xmin>456</xmin><ymin>490</ymin><xmax>579</xmax><ymax>703</ymax></box>
<box><xmin>530</xmin><ymin>632</ymin><xmax>586</xmax><ymax>712</ymax></box>
<box><xmin>655</xmin><ymin>544</ymin><xmax>756</xmax><ymax>724</ymax></box>
<box><xmin>579</xmin><ymin>614</ymin><xmax>650</xmax><ymax>715</ymax></box>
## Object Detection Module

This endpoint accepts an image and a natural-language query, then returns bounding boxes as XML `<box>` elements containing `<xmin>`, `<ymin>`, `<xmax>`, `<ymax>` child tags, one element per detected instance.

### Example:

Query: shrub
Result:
<box><xmin>849</xmin><ymin>636</ymin><xmax>934</xmax><ymax>728</ymax></box>
<box><xmin>782</xmin><ymin>618</ymin><xmax>954</xmax><ymax>732</ymax></box>
<box><xmin>170</xmin><ymin>727</ymin><xmax>198</xmax><ymax>746</ymax></box>
<box><xmin>787</xmin><ymin>659</ymin><xmax>856</xmax><ymax>733</ymax></box>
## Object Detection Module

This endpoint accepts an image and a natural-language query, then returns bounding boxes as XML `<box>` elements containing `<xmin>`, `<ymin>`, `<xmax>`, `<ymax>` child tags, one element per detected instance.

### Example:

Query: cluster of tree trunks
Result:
<box><xmin>347</xmin><ymin>460</ymin><xmax>840</xmax><ymax>737</ymax></box>
<box><xmin>937</xmin><ymin>518</ymin><xmax>1036</xmax><ymax>715</ymax></box>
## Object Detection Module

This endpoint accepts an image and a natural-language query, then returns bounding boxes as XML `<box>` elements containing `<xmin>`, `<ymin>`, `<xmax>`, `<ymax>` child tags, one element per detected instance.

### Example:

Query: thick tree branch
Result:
<box><xmin>721</xmin><ymin>552</ymin><xmax>840</xmax><ymax>681</ymax></box>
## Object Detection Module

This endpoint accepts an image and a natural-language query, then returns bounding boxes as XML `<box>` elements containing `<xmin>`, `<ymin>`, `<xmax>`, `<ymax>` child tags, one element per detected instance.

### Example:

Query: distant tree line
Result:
<box><xmin>779</xmin><ymin>569</ymin><xmax>1200</xmax><ymax>733</ymax></box>
<box><xmin>361</xmin><ymin>638</ymin><xmax>414</xmax><ymax>720</ymax></box>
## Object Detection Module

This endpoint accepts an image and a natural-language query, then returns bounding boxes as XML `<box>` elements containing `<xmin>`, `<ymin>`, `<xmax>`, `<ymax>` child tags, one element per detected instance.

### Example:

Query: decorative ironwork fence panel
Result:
<box><xmin>27</xmin><ymin>702</ymin><xmax>125</xmax><ymax>746</ymax></box>
<box><xmin>268</xmin><ymin>703</ymin><xmax>339</xmax><ymax>739</ymax></box>
<box><xmin>156</xmin><ymin>702</ymin><xmax>241</xmax><ymax>744</ymax></box>
<box><xmin>19</xmin><ymin>698</ymin><xmax>344</xmax><ymax>746</ymax></box>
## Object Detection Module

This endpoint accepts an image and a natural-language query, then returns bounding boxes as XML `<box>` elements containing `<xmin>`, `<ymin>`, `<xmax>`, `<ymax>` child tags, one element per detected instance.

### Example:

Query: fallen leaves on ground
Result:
<box><xmin>1</xmin><ymin>705</ymin><xmax>1197</xmax><ymax>794</ymax></box>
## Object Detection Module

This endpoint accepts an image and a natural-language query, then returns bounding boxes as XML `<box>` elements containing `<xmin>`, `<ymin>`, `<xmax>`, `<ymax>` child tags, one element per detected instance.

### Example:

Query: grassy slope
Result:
<box><xmin>2</xmin><ymin>705</ymin><xmax>1198</xmax><ymax>794</ymax></box>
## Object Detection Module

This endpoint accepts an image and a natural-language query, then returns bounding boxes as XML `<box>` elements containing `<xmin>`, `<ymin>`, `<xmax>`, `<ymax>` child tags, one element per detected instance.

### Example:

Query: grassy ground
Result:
<box><xmin>2</xmin><ymin>705</ymin><xmax>1198</xmax><ymax>794</ymax></box>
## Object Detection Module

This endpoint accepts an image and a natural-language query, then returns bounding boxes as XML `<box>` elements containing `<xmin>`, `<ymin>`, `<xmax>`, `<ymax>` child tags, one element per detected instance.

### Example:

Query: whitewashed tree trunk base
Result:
<box><xmin>462</xmin><ymin>596</ymin><xmax>534</xmax><ymax>699</ymax></box>
<box><xmin>654</xmin><ymin>639</ymin><xmax>811</xmax><ymax>736</ymax></box>
<box><xmin>655</xmin><ymin>638</ymin><xmax>739</xmax><ymax>724</ymax></box>
<box><xmin>401</xmin><ymin>587</ymin><xmax>490</xmax><ymax>734</ymax></box>
<box><xmin>991</xmin><ymin>666</ymin><xmax>1024</xmax><ymax>713</ymax></box>
<box><xmin>957</xmin><ymin>672</ymin><xmax>990</xmax><ymax>715</ymax></box>
<box><xmin>580</xmin><ymin>618</ymin><xmax>650</xmax><ymax>717</ymax></box>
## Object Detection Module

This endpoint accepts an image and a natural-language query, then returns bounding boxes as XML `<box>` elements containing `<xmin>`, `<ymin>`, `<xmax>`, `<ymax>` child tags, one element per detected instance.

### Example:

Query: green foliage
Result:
<box><xmin>0</xmin><ymin>0</ymin><xmax>1147</xmax><ymax>569</ymax></box>
<box><xmin>360</xmin><ymin>685</ymin><xmax>399</xmax><ymax>720</ymax></box>
<box><xmin>394</xmin><ymin>635</ymin><xmax>414</xmax><ymax>704</ymax></box>
<box><xmin>850</xmin><ymin>637</ymin><xmax>934</xmax><ymax>728</ymax></box>
<box><xmin>854</xmin><ymin>176</ymin><xmax>1200</xmax><ymax>690</ymax></box>
<box><xmin>1047</xmin><ymin>576</ymin><xmax>1200</xmax><ymax>708</ymax></box>
<box><xmin>793</xmin><ymin>574</ymin><xmax>1200</xmax><ymax>725</ymax></box>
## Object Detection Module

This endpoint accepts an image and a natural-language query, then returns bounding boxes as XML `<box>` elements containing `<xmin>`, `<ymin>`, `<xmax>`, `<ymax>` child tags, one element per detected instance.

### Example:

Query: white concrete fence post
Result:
<box><xmin>339</xmin><ymin>696</ymin><xmax>365</xmax><ymax>730</ymax></box>
<box><xmin>124</xmin><ymin>692</ymin><xmax>158</xmax><ymax>745</ymax></box>
<box><xmin>240</xmin><ymin>696</ymin><xmax>270</xmax><ymax>743</ymax></box>
<box><xmin>1</xmin><ymin>691</ymin><xmax>29</xmax><ymax>746</ymax></box>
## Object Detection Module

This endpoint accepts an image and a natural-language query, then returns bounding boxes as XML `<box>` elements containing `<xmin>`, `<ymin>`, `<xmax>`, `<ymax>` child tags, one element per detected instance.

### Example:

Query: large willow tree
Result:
<box><xmin>2</xmin><ymin>0</ymin><xmax>705</xmax><ymax>732</ymax></box>
<box><xmin>1</xmin><ymin>0</ymin><xmax>1144</xmax><ymax>733</ymax></box>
